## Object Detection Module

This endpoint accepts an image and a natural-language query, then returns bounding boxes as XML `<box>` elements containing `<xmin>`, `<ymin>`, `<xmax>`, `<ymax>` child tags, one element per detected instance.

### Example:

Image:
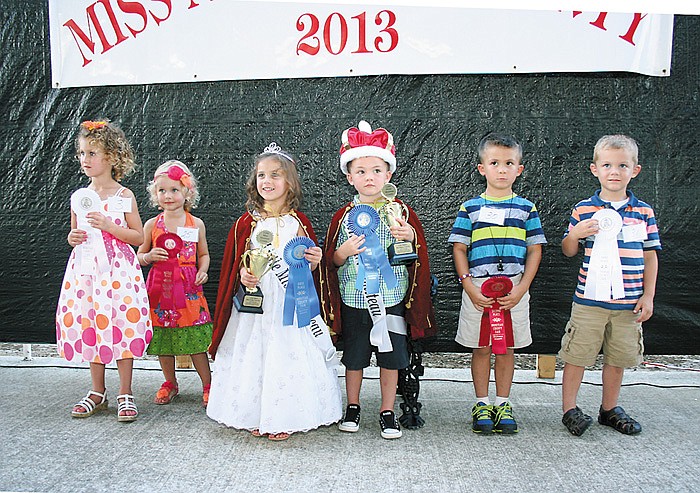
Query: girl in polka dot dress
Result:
<box><xmin>56</xmin><ymin>120</ymin><xmax>152</xmax><ymax>422</ymax></box>
<box><xmin>137</xmin><ymin>160</ymin><xmax>213</xmax><ymax>408</ymax></box>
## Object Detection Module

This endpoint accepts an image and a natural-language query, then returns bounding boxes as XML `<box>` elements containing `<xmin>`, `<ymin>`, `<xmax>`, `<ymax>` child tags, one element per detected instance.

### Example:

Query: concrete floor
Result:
<box><xmin>0</xmin><ymin>357</ymin><xmax>698</xmax><ymax>493</ymax></box>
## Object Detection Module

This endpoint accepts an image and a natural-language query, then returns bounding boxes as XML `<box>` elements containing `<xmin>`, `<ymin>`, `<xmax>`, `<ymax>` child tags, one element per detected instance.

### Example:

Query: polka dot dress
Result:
<box><xmin>56</xmin><ymin>190</ymin><xmax>152</xmax><ymax>364</ymax></box>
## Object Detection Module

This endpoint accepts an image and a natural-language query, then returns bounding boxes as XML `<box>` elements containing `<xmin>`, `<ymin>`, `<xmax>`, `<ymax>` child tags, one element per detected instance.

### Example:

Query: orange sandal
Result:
<box><xmin>154</xmin><ymin>381</ymin><xmax>178</xmax><ymax>405</ymax></box>
<box><xmin>202</xmin><ymin>384</ymin><xmax>211</xmax><ymax>408</ymax></box>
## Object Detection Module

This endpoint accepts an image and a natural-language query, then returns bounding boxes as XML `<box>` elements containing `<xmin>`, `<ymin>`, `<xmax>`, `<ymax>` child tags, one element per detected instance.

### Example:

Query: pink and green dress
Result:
<box><xmin>145</xmin><ymin>212</ymin><xmax>213</xmax><ymax>355</ymax></box>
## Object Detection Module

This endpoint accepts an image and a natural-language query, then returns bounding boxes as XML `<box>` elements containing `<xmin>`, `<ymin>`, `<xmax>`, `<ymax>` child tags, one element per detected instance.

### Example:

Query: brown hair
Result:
<box><xmin>245</xmin><ymin>151</ymin><xmax>302</xmax><ymax>213</ymax></box>
<box><xmin>75</xmin><ymin>119</ymin><xmax>135</xmax><ymax>181</ymax></box>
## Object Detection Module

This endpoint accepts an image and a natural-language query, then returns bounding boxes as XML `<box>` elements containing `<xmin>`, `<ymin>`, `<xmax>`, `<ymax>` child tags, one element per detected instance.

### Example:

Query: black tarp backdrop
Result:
<box><xmin>1</xmin><ymin>2</ymin><xmax>698</xmax><ymax>353</ymax></box>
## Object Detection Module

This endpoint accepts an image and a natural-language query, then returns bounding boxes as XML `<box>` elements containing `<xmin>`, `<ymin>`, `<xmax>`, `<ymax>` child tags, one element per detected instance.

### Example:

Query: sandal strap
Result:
<box><xmin>156</xmin><ymin>382</ymin><xmax>178</xmax><ymax>399</ymax></box>
<box><xmin>599</xmin><ymin>406</ymin><xmax>641</xmax><ymax>434</ymax></box>
<box><xmin>117</xmin><ymin>394</ymin><xmax>138</xmax><ymax>413</ymax></box>
<box><xmin>75</xmin><ymin>390</ymin><xmax>107</xmax><ymax>412</ymax></box>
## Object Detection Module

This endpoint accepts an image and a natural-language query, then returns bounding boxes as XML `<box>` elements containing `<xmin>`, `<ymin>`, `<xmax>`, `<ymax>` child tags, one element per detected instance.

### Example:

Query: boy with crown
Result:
<box><xmin>321</xmin><ymin>121</ymin><xmax>436</xmax><ymax>439</ymax></box>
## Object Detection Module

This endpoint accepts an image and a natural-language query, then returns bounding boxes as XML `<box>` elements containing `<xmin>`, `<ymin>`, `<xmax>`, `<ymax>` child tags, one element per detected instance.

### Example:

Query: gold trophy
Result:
<box><xmin>233</xmin><ymin>242</ymin><xmax>275</xmax><ymax>314</ymax></box>
<box><xmin>381</xmin><ymin>183</ymin><xmax>419</xmax><ymax>266</ymax></box>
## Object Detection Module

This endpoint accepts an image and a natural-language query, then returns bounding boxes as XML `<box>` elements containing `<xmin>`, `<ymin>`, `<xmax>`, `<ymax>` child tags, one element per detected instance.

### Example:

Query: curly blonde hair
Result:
<box><xmin>147</xmin><ymin>160</ymin><xmax>200</xmax><ymax>211</ymax></box>
<box><xmin>245</xmin><ymin>150</ymin><xmax>302</xmax><ymax>214</ymax></box>
<box><xmin>75</xmin><ymin>119</ymin><xmax>135</xmax><ymax>181</ymax></box>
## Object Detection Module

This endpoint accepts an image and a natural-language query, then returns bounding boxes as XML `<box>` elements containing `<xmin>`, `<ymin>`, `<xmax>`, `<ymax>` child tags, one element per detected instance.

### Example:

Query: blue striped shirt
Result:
<box><xmin>565</xmin><ymin>190</ymin><xmax>661</xmax><ymax>310</ymax></box>
<box><xmin>448</xmin><ymin>193</ymin><xmax>547</xmax><ymax>277</ymax></box>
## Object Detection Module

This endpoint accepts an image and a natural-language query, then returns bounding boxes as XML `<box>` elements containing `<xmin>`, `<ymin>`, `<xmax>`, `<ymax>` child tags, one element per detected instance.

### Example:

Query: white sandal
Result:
<box><xmin>71</xmin><ymin>390</ymin><xmax>108</xmax><ymax>418</ymax></box>
<box><xmin>117</xmin><ymin>394</ymin><xmax>138</xmax><ymax>422</ymax></box>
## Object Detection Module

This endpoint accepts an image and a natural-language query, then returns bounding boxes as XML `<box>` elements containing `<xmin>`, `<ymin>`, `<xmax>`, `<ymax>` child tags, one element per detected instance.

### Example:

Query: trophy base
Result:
<box><xmin>388</xmin><ymin>242</ymin><xmax>419</xmax><ymax>266</ymax></box>
<box><xmin>233</xmin><ymin>285</ymin><xmax>264</xmax><ymax>314</ymax></box>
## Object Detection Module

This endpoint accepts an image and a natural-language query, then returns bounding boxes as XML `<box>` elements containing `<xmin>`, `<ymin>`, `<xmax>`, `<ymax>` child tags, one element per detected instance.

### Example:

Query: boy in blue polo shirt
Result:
<box><xmin>448</xmin><ymin>133</ymin><xmax>546</xmax><ymax>434</ymax></box>
<box><xmin>560</xmin><ymin>134</ymin><xmax>661</xmax><ymax>436</ymax></box>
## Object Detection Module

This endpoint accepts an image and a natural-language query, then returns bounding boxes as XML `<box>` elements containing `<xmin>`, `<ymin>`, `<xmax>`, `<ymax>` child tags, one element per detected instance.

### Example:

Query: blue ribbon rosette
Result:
<box><xmin>347</xmin><ymin>204</ymin><xmax>397</xmax><ymax>294</ymax></box>
<box><xmin>282</xmin><ymin>236</ymin><xmax>321</xmax><ymax>328</ymax></box>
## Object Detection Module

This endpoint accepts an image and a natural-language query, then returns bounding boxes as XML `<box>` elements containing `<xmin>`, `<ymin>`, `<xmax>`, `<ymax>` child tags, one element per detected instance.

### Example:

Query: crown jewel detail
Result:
<box><xmin>262</xmin><ymin>142</ymin><xmax>294</xmax><ymax>162</ymax></box>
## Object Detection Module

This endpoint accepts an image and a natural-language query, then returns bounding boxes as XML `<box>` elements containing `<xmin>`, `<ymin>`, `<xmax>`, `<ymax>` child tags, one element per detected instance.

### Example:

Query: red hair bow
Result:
<box><xmin>166</xmin><ymin>166</ymin><xmax>192</xmax><ymax>189</ymax></box>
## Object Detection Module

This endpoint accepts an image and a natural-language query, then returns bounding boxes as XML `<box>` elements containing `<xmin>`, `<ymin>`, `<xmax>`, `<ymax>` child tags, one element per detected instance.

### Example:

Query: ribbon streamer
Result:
<box><xmin>584</xmin><ymin>209</ymin><xmax>625</xmax><ymax>301</ymax></box>
<box><xmin>347</xmin><ymin>205</ymin><xmax>397</xmax><ymax>294</ymax></box>
<box><xmin>146</xmin><ymin>233</ymin><xmax>187</xmax><ymax>310</ymax></box>
<box><xmin>478</xmin><ymin>276</ymin><xmax>514</xmax><ymax>355</ymax></box>
<box><xmin>270</xmin><ymin>237</ymin><xmax>339</xmax><ymax>369</ymax></box>
<box><xmin>282</xmin><ymin>236</ymin><xmax>320</xmax><ymax>327</ymax></box>
<box><xmin>70</xmin><ymin>188</ymin><xmax>110</xmax><ymax>275</ymax></box>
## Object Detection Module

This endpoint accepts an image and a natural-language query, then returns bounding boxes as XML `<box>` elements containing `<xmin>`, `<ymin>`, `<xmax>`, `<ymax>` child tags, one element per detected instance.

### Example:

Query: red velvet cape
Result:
<box><xmin>319</xmin><ymin>199</ymin><xmax>437</xmax><ymax>341</ymax></box>
<box><xmin>209</xmin><ymin>210</ymin><xmax>319</xmax><ymax>358</ymax></box>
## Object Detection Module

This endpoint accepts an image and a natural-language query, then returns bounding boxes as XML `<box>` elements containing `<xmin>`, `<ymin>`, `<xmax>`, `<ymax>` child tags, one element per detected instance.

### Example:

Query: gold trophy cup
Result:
<box><xmin>381</xmin><ymin>183</ymin><xmax>419</xmax><ymax>266</ymax></box>
<box><xmin>233</xmin><ymin>246</ymin><xmax>275</xmax><ymax>313</ymax></box>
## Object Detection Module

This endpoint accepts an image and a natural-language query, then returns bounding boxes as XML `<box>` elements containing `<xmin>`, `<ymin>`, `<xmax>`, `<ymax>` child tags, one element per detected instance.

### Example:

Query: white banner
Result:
<box><xmin>49</xmin><ymin>1</ymin><xmax>674</xmax><ymax>88</ymax></box>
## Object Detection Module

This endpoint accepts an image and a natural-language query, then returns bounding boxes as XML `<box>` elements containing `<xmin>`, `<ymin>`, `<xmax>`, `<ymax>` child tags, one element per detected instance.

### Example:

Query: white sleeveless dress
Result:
<box><xmin>207</xmin><ymin>214</ymin><xmax>342</xmax><ymax>434</ymax></box>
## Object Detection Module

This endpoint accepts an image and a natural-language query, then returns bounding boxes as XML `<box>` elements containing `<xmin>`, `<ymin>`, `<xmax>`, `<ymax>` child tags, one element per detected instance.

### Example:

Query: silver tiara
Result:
<box><xmin>261</xmin><ymin>142</ymin><xmax>294</xmax><ymax>162</ymax></box>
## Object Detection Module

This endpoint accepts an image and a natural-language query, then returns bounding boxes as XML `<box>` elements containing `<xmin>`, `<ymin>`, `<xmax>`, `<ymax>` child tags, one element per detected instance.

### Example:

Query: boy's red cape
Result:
<box><xmin>320</xmin><ymin>200</ymin><xmax>437</xmax><ymax>341</ymax></box>
<box><xmin>209</xmin><ymin>210</ymin><xmax>319</xmax><ymax>358</ymax></box>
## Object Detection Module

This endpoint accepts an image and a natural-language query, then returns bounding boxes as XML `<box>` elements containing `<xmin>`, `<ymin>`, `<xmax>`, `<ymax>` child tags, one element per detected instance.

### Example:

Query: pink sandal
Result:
<box><xmin>202</xmin><ymin>384</ymin><xmax>211</xmax><ymax>408</ymax></box>
<box><xmin>154</xmin><ymin>381</ymin><xmax>178</xmax><ymax>405</ymax></box>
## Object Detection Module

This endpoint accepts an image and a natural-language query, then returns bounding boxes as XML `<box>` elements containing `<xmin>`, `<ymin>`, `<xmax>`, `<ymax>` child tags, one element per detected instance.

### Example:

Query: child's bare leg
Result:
<box><xmin>471</xmin><ymin>346</ymin><xmax>492</xmax><ymax>399</ymax></box>
<box><xmin>601</xmin><ymin>364</ymin><xmax>624</xmax><ymax>410</ymax></box>
<box><xmin>494</xmin><ymin>349</ymin><xmax>515</xmax><ymax>399</ymax></box>
<box><xmin>74</xmin><ymin>362</ymin><xmax>107</xmax><ymax>412</ymax></box>
<box><xmin>379</xmin><ymin>368</ymin><xmax>398</xmax><ymax>412</ymax></box>
<box><xmin>116</xmin><ymin>358</ymin><xmax>136</xmax><ymax>417</ymax></box>
<box><xmin>562</xmin><ymin>363</ymin><xmax>585</xmax><ymax>412</ymax></box>
<box><xmin>158</xmin><ymin>355</ymin><xmax>177</xmax><ymax>384</ymax></box>
<box><xmin>345</xmin><ymin>369</ymin><xmax>363</xmax><ymax>405</ymax></box>
<box><xmin>190</xmin><ymin>352</ymin><xmax>212</xmax><ymax>387</ymax></box>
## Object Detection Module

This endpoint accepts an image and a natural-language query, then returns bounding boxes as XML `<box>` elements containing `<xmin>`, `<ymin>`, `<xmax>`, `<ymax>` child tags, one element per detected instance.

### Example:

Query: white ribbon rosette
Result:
<box><xmin>583</xmin><ymin>209</ymin><xmax>625</xmax><ymax>301</ymax></box>
<box><xmin>70</xmin><ymin>188</ymin><xmax>109</xmax><ymax>275</ymax></box>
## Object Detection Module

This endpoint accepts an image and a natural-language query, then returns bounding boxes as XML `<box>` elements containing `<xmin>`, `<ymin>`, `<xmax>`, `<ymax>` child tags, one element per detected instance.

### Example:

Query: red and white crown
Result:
<box><xmin>339</xmin><ymin>120</ymin><xmax>396</xmax><ymax>174</ymax></box>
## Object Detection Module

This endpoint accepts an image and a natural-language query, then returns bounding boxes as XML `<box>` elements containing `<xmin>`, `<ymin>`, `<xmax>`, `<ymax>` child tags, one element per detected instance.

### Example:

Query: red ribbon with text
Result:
<box><xmin>478</xmin><ymin>276</ymin><xmax>514</xmax><ymax>355</ymax></box>
<box><xmin>146</xmin><ymin>233</ymin><xmax>187</xmax><ymax>310</ymax></box>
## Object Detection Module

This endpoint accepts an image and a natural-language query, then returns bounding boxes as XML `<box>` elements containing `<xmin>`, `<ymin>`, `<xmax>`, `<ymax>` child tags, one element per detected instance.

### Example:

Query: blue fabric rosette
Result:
<box><xmin>347</xmin><ymin>204</ymin><xmax>397</xmax><ymax>294</ymax></box>
<box><xmin>282</xmin><ymin>236</ymin><xmax>321</xmax><ymax>327</ymax></box>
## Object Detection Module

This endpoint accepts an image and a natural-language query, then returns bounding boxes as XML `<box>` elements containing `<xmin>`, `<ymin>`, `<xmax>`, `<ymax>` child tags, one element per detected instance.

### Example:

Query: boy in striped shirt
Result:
<box><xmin>448</xmin><ymin>133</ymin><xmax>546</xmax><ymax>434</ymax></box>
<box><xmin>560</xmin><ymin>135</ymin><xmax>661</xmax><ymax>436</ymax></box>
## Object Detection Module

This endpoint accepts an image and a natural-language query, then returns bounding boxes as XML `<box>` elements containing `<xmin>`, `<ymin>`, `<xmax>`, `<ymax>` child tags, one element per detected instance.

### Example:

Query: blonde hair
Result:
<box><xmin>147</xmin><ymin>160</ymin><xmax>200</xmax><ymax>211</ymax></box>
<box><xmin>75</xmin><ymin>119</ymin><xmax>135</xmax><ymax>181</ymax></box>
<box><xmin>593</xmin><ymin>135</ymin><xmax>639</xmax><ymax>165</ymax></box>
<box><xmin>245</xmin><ymin>151</ymin><xmax>302</xmax><ymax>214</ymax></box>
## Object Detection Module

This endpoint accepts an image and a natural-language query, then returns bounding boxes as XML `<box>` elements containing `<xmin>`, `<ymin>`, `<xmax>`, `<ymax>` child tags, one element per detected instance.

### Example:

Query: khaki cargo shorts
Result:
<box><xmin>559</xmin><ymin>302</ymin><xmax>644</xmax><ymax>368</ymax></box>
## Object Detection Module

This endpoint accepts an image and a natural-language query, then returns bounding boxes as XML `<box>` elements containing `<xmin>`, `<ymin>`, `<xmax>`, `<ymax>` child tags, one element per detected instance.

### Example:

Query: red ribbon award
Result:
<box><xmin>478</xmin><ymin>276</ymin><xmax>514</xmax><ymax>355</ymax></box>
<box><xmin>146</xmin><ymin>232</ymin><xmax>187</xmax><ymax>310</ymax></box>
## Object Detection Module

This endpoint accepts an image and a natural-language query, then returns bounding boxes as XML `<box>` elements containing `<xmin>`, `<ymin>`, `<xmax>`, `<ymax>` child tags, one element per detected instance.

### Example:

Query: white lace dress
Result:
<box><xmin>206</xmin><ymin>214</ymin><xmax>342</xmax><ymax>434</ymax></box>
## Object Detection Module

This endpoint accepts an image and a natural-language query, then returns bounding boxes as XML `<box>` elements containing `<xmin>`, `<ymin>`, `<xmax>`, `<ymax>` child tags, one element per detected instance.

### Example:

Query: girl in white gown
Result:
<box><xmin>207</xmin><ymin>143</ymin><xmax>341</xmax><ymax>440</ymax></box>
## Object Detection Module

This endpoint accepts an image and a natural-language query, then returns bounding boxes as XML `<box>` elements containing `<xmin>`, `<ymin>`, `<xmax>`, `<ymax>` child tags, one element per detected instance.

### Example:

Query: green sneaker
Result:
<box><xmin>493</xmin><ymin>402</ymin><xmax>518</xmax><ymax>434</ymax></box>
<box><xmin>471</xmin><ymin>402</ymin><xmax>494</xmax><ymax>433</ymax></box>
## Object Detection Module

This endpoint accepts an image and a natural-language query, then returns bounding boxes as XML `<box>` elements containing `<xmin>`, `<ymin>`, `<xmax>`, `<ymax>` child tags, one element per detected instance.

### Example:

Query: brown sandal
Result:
<box><xmin>268</xmin><ymin>432</ymin><xmax>290</xmax><ymax>441</ymax></box>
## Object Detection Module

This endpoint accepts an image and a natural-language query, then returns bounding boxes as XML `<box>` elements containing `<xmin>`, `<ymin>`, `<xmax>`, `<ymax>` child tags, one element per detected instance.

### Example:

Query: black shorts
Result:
<box><xmin>340</xmin><ymin>302</ymin><xmax>410</xmax><ymax>370</ymax></box>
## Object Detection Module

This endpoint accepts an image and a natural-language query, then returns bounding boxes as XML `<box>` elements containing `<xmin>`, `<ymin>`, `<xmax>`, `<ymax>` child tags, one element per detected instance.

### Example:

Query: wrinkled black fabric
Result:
<box><xmin>1</xmin><ymin>3</ymin><xmax>698</xmax><ymax>354</ymax></box>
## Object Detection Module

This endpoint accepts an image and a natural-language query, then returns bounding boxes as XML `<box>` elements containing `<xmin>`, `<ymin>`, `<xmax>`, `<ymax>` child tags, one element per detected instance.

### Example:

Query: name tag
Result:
<box><xmin>478</xmin><ymin>207</ymin><xmax>506</xmax><ymax>226</ymax></box>
<box><xmin>107</xmin><ymin>196</ymin><xmax>132</xmax><ymax>213</ymax></box>
<box><xmin>177</xmin><ymin>226</ymin><xmax>199</xmax><ymax>242</ymax></box>
<box><xmin>622</xmin><ymin>222</ymin><xmax>647</xmax><ymax>243</ymax></box>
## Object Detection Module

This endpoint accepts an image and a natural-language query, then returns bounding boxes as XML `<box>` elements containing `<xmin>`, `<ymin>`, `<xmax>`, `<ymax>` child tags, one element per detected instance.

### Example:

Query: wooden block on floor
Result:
<box><xmin>175</xmin><ymin>354</ymin><xmax>193</xmax><ymax>369</ymax></box>
<box><xmin>536</xmin><ymin>354</ymin><xmax>556</xmax><ymax>379</ymax></box>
